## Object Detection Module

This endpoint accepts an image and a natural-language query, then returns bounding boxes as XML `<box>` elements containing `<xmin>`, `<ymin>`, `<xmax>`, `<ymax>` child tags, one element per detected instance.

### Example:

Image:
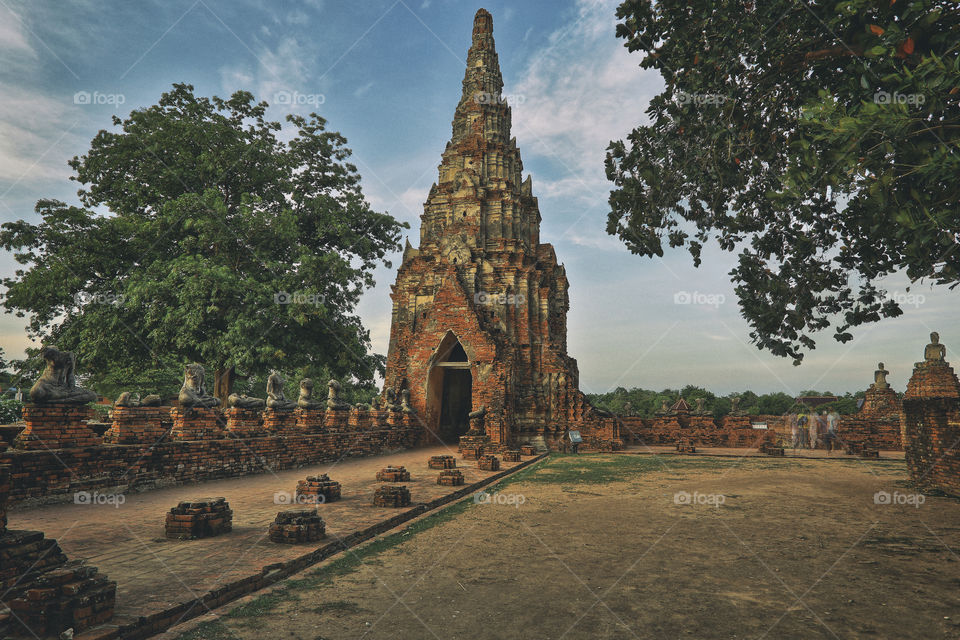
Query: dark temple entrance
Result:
<box><xmin>428</xmin><ymin>335</ymin><xmax>473</xmax><ymax>444</ymax></box>
<box><xmin>439</xmin><ymin>369</ymin><xmax>472</xmax><ymax>442</ymax></box>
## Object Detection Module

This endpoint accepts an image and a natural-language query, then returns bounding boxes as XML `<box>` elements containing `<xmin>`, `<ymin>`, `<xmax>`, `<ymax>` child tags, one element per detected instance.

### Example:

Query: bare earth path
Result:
<box><xmin>169</xmin><ymin>454</ymin><xmax>960</xmax><ymax>640</ymax></box>
<box><xmin>8</xmin><ymin>445</ymin><xmax>530</xmax><ymax>630</ymax></box>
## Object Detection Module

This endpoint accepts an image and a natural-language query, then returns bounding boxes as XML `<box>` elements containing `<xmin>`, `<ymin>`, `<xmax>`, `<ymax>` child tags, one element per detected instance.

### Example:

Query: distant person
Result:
<box><xmin>824</xmin><ymin>413</ymin><xmax>839</xmax><ymax>454</ymax></box>
<box><xmin>797</xmin><ymin>413</ymin><xmax>809</xmax><ymax>448</ymax></box>
<box><xmin>788</xmin><ymin>413</ymin><xmax>799</xmax><ymax>449</ymax></box>
<box><xmin>809</xmin><ymin>412</ymin><xmax>821</xmax><ymax>449</ymax></box>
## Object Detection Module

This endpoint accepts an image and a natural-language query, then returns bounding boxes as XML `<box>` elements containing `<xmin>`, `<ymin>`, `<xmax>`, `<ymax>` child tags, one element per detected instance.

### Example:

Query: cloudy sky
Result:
<box><xmin>0</xmin><ymin>0</ymin><xmax>954</xmax><ymax>396</ymax></box>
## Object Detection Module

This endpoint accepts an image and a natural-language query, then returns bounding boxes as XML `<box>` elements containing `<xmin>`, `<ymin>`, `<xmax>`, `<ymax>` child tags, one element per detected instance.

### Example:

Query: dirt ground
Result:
<box><xmin>172</xmin><ymin>454</ymin><xmax>960</xmax><ymax>640</ymax></box>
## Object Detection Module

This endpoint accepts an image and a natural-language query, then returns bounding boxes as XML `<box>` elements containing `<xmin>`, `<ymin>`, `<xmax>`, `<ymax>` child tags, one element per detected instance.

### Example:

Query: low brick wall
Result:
<box><xmin>620</xmin><ymin>416</ymin><xmax>775</xmax><ymax>448</ymax></box>
<box><xmin>1</xmin><ymin>410</ymin><xmax>420</xmax><ymax>507</ymax></box>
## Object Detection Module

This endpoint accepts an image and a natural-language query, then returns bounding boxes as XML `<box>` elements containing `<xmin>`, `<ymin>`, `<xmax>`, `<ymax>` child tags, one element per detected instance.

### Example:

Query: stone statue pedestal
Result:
<box><xmin>103</xmin><ymin>405</ymin><xmax>170</xmax><ymax>445</ymax></box>
<box><xmin>349</xmin><ymin>407</ymin><xmax>373</xmax><ymax>431</ymax></box>
<box><xmin>14</xmin><ymin>404</ymin><xmax>101</xmax><ymax>450</ymax></box>
<box><xmin>902</xmin><ymin>356</ymin><xmax>960</xmax><ymax>495</ymax></box>
<box><xmin>262</xmin><ymin>408</ymin><xmax>298</xmax><ymax>434</ymax></box>
<box><xmin>325</xmin><ymin>409</ymin><xmax>350</xmax><ymax>432</ymax></box>
<box><xmin>224</xmin><ymin>407</ymin><xmax>266</xmax><ymax>438</ymax></box>
<box><xmin>294</xmin><ymin>408</ymin><xmax>326</xmax><ymax>433</ymax></box>
<box><xmin>169</xmin><ymin>407</ymin><xmax>223</xmax><ymax>441</ymax></box>
<box><xmin>861</xmin><ymin>385</ymin><xmax>900</xmax><ymax>418</ymax></box>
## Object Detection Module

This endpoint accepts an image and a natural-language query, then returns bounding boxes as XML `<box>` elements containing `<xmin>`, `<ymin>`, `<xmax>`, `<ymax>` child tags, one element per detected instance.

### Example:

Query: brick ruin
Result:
<box><xmin>0</xmin><ymin>465</ymin><xmax>118</xmax><ymax>637</ymax></box>
<box><xmin>1</xmin><ymin>404</ymin><xmax>419</xmax><ymax>507</ymax></box>
<box><xmin>381</xmin><ymin>9</ymin><xmax>619</xmax><ymax>453</ymax></box>
<box><xmin>164</xmin><ymin>497</ymin><xmax>233</xmax><ymax>540</ymax></box>
<box><xmin>902</xmin><ymin>333</ymin><xmax>960</xmax><ymax>497</ymax></box>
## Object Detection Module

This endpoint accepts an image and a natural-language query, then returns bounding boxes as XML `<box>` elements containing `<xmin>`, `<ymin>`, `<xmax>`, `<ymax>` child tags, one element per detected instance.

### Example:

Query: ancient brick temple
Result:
<box><xmin>383</xmin><ymin>9</ymin><xmax>619</xmax><ymax>451</ymax></box>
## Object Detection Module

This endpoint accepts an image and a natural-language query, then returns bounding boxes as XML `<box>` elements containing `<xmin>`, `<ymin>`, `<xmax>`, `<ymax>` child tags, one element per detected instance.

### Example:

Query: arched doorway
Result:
<box><xmin>427</xmin><ymin>332</ymin><xmax>473</xmax><ymax>443</ymax></box>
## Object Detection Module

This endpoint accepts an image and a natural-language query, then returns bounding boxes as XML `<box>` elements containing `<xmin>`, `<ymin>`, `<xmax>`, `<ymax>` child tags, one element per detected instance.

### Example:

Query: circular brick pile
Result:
<box><xmin>376</xmin><ymin>465</ymin><xmax>411</xmax><ymax>482</ymax></box>
<box><xmin>165</xmin><ymin>497</ymin><xmax>232</xmax><ymax>540</ymax></box>
<box><xmin>436</xmin><ymin>469</ymin><xmax>465</xmax><ymax>486</ymax></box>
<box><xmin>477</xmin><ymin>455</ymin><xmax>500</xmax><ymax>471</ymax></box>
<box><xmin>296</xmin><ymin>474</ymin><xmax>342</xmax><ymax>504</ymax></box>
<box><xmin>373</xmin><ymin>485</ymin><xmax>411</xmax><ymax>507</ymax></box>
<box><xmin>502</xmin><ymin>450</ymin><xmax>521</xmax><ymax>462</ymax></box>
<box><xmin>268</xmin><ymin>509</ymin><xmax>326</xmax><ymax>543</ymax></box>
<box><xmin>428</xmin><ymin>455</ymin><xmax>457</xmax><ymax>469</ymax></box>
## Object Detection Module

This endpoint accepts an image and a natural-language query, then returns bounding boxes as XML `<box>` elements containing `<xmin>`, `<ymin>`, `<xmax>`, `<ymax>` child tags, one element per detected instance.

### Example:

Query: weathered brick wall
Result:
<box><xmin>902</xmin><ymin>359</ymin><xmax>960</xmax><ymax>496</ymax></box>
<box><xmin>1</xmin><ymin>405</ymin><xmax>421</xmax><ymax>506</ymax></box>
<box><xmin>620</xmin><ymin>415</ymin><xmax>774</xmax><ymax>448</ymax></box>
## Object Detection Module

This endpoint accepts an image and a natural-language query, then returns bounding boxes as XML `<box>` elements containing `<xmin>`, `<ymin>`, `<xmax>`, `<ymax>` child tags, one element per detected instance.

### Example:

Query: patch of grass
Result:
<box><xmin>176</xmin><ymin>620</ymin><xmax>238</xmax><ymax>640</ymax></box>
<box><xmin>312</xmin><ymin>600</ymin><xmax>364</xmax><ymax>615</ymax></box>
<box><xmin>505</xmin><ymin>454</ymin><xmax>738</xmax><ymax>486</ymax></box>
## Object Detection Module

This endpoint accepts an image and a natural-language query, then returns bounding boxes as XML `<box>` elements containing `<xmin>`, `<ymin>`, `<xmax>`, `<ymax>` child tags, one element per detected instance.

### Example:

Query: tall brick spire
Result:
<box><xmin>382</xmin><ymin>9</ymin><xmax>620</xmax><ymax>452</ymax></box>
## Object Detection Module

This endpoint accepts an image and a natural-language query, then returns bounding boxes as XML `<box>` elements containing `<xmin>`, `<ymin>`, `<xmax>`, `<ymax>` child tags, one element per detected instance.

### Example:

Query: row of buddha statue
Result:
<box><xmin>27</xmin><ymin>346</ymin><xmax>413</xmax><ymax>413</ymax></box>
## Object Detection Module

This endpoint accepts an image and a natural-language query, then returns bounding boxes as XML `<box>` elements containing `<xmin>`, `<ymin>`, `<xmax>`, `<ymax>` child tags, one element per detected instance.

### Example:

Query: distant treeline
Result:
<box><xmin>587</xmin><ymin>386</ymin><xmax>871</xmax><ymax>419</ymax></box>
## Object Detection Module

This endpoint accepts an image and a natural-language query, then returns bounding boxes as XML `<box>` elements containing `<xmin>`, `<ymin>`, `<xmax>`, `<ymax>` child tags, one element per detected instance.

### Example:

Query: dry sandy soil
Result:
<box><xmin>171</xmin><ymin>454</ymin><xmax>960</xmax><ymax>640</ymax></box>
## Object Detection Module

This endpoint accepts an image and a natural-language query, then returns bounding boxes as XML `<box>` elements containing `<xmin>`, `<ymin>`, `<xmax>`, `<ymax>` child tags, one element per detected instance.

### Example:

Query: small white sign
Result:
<box><xmin>751</xmin><ymin>423</ymin><xmax>768</xmax><ymax>430</ymax></box>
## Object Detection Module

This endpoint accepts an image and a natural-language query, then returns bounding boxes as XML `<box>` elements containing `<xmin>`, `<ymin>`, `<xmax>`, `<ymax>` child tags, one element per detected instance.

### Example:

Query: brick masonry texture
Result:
<box><xmin>902</xmin><ymin>355</ymin><xmax>960</xmax><ymax>497</ymax></box>
<box><xmin>428</xmin><ymin>455</ymin><xmax>458</xmax><ymax>469</ymax></box>
<box><xmin>14</xmin><ymin>405</ymin><xmax>102</xmax><ymax>450</ymax></box>
<box><xmin>477</xmin><ymin>454</ymin><xmax>501</xmax><ymax>471</ymax></box>
<box><xmin>295</xmin><ymin>474</ymin><xmax>341</xmax><ymax>504</ymax></box>
<box><xmin>380</xmin><ymin>9</ymin><xmax>619</xmax><ymax>453</ymax></box>
<box><xmin>437</xmin><ymin>469</ymin><xmax>465</xmax><ymax>486</ymax></box>
<box><xmin>373</xmin><ymin>485</ymin><xmax>411</xmax><ymax>508</ymax></box>
<box><xmin>268</xmin><ymin>509</ymin><xmax>326</xmax><ymax>544</ymax></box>
<box><xmin>164</xmin><ymin>497</ymin><xmax>233</xmax><ymax>540</ymax></box>
<box><xmin>0</xmin><ymin>466</ymin><xmax>118</xmax><ymax>637</ymax></box>
<box><xmin>1</xmin><ymin>406</ymin><xmax>420</xmax><ymax>507</ymax></box>
<box><xmin>376</xmin><ymin>465</ymin><xmax>411</xmax><ymax>482</ymax></box>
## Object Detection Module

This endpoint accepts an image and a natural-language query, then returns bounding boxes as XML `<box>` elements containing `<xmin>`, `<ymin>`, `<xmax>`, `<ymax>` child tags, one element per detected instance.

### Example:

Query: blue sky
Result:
<box><xmin>0</xmin><ymin>0</ymin><xmax>955</xmax><ymax>395</ymax></box>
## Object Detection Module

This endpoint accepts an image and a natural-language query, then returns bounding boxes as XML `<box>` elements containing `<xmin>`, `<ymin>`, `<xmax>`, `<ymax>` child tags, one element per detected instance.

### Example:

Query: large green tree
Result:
<box><xmin>606</xmin><ymin>0</ymin><xmax>959</xmax><ymax>363</ymax></box>
<box><xmin>1</xmin><ymin>84</ymin><xmax>406</xmax><ymax>400</ymax></box>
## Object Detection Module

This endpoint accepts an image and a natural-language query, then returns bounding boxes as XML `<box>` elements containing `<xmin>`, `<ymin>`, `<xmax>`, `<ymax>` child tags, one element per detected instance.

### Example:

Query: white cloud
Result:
<box><xmin>511</xmin><ymin>0</ymin><xmax>662</xmax><ymax>197</ymax></box>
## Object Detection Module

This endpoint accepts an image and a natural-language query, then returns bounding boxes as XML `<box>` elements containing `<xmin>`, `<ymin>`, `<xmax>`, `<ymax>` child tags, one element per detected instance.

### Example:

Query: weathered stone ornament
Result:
<box><xmin>297</xmin><ymin>378</ymin><xmax>325</xmax><ymax>409</ymax></box>
<box><xmin>924</xmin><ymin>331</ymin><xmax>946</xmax><ymax>363</ymax></box>
<box><xmin>872</xmin><ymin>362</ymin><xmax>890</xmax><ymax>389</ymax></box>
<box><xmin>326</xmin><ymin>379</ymin><xmax>352</xmax><ymax>411</ymax></box>
<box><xmin>265</xmin><ymin>371</ymin><xmax>297</xmax><ymax>410</ymax></box>
<box><xmin>114</xmin><ymin>391</ymin><xmax>162</xmax><ymax>407</ymax></box>
<box><xmin>28</xmin><ymin>346</ymin><xmax>98</xmax><ymax>405</ymax></box>
<box><xmin>227</xmin><ymin>392</ymin><xmax>265</xmax><ymax>409</ymax></box>
<box><xmin>178</xmin><ymin>363</ymin><xmax>220</xmax><ymax>408</ymax></box>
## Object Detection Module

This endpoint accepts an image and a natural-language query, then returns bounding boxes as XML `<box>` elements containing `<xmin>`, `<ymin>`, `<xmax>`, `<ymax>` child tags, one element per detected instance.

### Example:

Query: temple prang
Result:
<box><xmin>382</xmin><ymin>8</ymin><xmax>619</xmax><ymax>451</ymax></box>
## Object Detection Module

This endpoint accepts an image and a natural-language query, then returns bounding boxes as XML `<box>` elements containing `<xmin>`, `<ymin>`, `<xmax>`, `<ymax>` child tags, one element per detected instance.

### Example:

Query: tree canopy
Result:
<box><xmin>1</xmin><ymin>84</ymin><xmax>406</xmax><ymax>399</ymax></box>
<box><xmin>606</xmin><ymin>0</ymin><xmax>959</xmax><ymax>363</ymax></box>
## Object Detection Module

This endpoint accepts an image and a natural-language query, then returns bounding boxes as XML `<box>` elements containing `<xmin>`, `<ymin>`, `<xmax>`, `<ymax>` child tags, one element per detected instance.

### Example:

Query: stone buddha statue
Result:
<box><xmin>729</xmin><ymin>395</ymin><xmax>744</xmax><ymax>416</ymax></box>
<box><xmin>297</xmin><ymin>378</ymin><xmax>325</xmax><ymax>409</ymax></box>
<box><xmin>924</xmin><ymin>332</ymin><xmax>946</xmax><ymax>363</ymax></box>
<box><xmin>265</xmin><ymin>371</ymin><xmax>297</xmax><ymax>410</ymax></box>
<box><xmin>654</xmin><ymin>400</ymin><xmax>670</xmax><ymax>417</ymax></box>
<box><xmin>28</xmin><ymin>346</ymin><xmax>98</xmax><ymax>405</ymax></box>
<box><xmin>178</xmin><ymin>363</ymin><xmax>220</xmax><ymax>408</ymax></box>
<box><xmin>115</xmin><ymin>391</ymin><xmax>162</xmax><ymax>407</ymax></box>
<box><xmin>693</xmin><ymin>397</ymin><xmax>707</xmax><ymax>415</ymax></box>
<box><xmin>872</xmin><ymin>362</ymin><xmax>890</xmax><ymax>389</ymax></box>
<box><xmin>227</xmin><ymin>391</ymin><xmax>265</xmax><ymax>409</ymax></box>
<box><xmin>326</xmin><ymin>379</ymin><xmax>352</xmax><ymax>411</ymax></box>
